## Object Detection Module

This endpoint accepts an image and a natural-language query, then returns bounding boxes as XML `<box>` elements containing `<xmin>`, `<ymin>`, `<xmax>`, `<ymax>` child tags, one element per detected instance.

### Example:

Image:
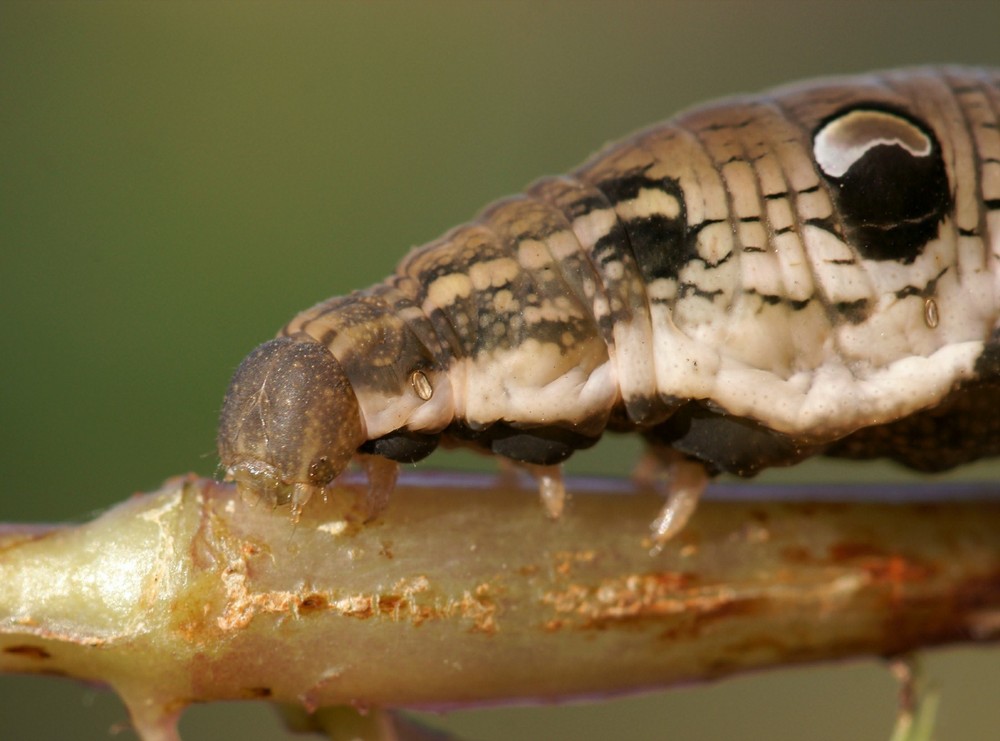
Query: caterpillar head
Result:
<box><xmin>217</xmin><ymin>334</ymin><xmax>364</xmax><ymax>516</ymax></box>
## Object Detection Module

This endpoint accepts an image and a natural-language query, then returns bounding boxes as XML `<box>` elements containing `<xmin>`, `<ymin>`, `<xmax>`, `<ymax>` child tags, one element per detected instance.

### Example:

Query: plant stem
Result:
<box><xmin>1</xmin><ymin>473</ymin><xmax>998</xmax><ymax>739</ymax></box>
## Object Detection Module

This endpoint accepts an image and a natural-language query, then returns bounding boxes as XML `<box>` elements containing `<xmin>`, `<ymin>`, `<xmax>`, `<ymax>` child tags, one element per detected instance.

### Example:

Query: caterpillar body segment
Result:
<box><xmin>219</xmin><ymin>66</ymin><xmax>1000</xmax><ymax>540</ymax></box>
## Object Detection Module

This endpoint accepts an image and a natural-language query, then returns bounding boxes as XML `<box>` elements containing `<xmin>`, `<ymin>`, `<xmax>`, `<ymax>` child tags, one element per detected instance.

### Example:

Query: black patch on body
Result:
<box><xmin>562</xmin><ymin>193</ymin><xmax>610</xmax><ymax>218</ymax></box>
<box><xmin>641</xmin><ymin>379</ymin><xmax>1000</xmax><ymax>477</ymax></box>
<box><xmin>626</xmin><ymin>213</ymin><xmax>694</xmax><ymax>283</ymax></box>
<box><xmin>814</xmin><ymin>105</ymin><xmax>951</xmax><ymax>263</ymax></box>
<box><xmin>591</xmin><ymin>222</ymin><xmax>633</xmax><ymax>268</ymax></box>
<box><xmin>360</xmin><ymin>430</ymin><xmax>440</xmax><ymax>463</ymax></box>
<box><xmin>643</xmin><ymin>403</ymin><xmax>818</xmax><ymax>476</ymax></box>
<box><xmin>446</xmin><ymin>422</ymin><xmax>600</xmax><ymax>466</ymax></box>
<box><xmin>597</xmin><ymin>169</ymin><xmax>670</xmax><ymax>203</ymax></box>
<box><xmin>975</xmin><ymin>329</ymin><xmax>1000</xmax><ymax>377</ymax></box>
<box><xmin>834</xmin><ymin>299</ymin><xmax>870</xmax><ymax>324</ymax></box>
<box><xmin>595</xmin><ymin>167</ymin><xmax>693</xmax><ymax>283</ymax></box>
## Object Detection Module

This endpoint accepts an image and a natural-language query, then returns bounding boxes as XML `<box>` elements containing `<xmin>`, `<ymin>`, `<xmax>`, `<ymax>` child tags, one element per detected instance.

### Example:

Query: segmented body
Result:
<box><xmin>219</xmin><ymin>66</ymin><xmax>1000</xmax><ymax>535</ymax></box>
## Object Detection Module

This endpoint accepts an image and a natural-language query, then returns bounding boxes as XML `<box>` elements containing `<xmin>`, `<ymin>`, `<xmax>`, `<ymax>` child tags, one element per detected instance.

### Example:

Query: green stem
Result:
<box><xmin>1</xmin><ymin>474</ymin><xmax>998</xmax><ymax>739</ymax></box>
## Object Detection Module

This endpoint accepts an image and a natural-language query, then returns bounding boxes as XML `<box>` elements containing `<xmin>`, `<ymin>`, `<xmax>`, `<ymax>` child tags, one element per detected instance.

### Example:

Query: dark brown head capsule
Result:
<box><xmin>217</xmin><ymin>334</ymin><xmax>365</xmax><ymax>516</ymax></box>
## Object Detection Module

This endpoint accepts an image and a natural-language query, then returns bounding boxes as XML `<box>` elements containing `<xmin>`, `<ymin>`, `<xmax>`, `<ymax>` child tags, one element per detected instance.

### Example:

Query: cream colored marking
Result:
<box><xmin>469</xmin><ymin>258</ymin><xmax>520</xmax><ymax>292</ymax></box>
<box><xmin>571</xmin><ymin>208</ymin><xmax>618</xmax><ymax>249</ymax></box>
<box><xmin>784</xmin><ymin>301</ymin><xmax>831</xmax><ymax>371</ymax></box>
<box><xmin>591</xmin><ymin>293</ymin><xmax>610</xmax><ymax>321</ymax></box>
<box><xmin>772</xmin><ymin>231</ymin><xmax>815</xmax><ymax>302</ymax></box>
<box><xmin>801</xmin><ymin>225</ymin><xmax>873</xmax><ymax>304</ymax></box>
<box><xmin>632</xmin><ymin>329</ymin><xmax>674</xmax><ymax>418</ymax></box>
<box><xmin>737</xmin><ymin>220</ymin><xmax>768</xmax><ymax>252</ymax></box>
<box><xmin>517</xmin><ymin>239</ymin><xmax>554</xmax><ymax>271</ymax></box>
<box><xmin>461</xmin><ymin>342</ymin><xmax>615</xmax><ymax>426</ymax></box>
<box><xmin>694</xmin><ymin>220</ymin><xmax>734</xmax><ymax>264</ymax></box>
<box><xmin>604</xmin><ymin>260</ymin><xmax>625</xmax><ymax>281</ymax></box>
<box><xmin>648</xmin><ymin>304</ymin><xmax>721</xmax><ymax>398</ymax></box>
<box><xmin>723</xmin><ymin>160</ymin><xmax>762</xmax><ymax>219</ymax></box>
<box><xmin>723</xmin><ymin>299</ymin><xmax>795</xmax><ymax>375</ymax></box>
<box><xmin>765</xmin><ymin>197</ymin><xmax>795</xmax><ymax>233</ymax></box>
<box><xmin>705</xmin><ymin>342</ymin><xmax>984</xmax><ymax>437</ymax></box>
<box><xmin>645</xmin><ymin>277</ymin><xmax>677</xmax><ymax>303</ymax></box>
<box><xmin>772</xmin><ymin>134</ymin><xmax>821</xmax><ymax>194</ymax></box>
<box><xmin>739</xmin><ymin>225</ymin><xmax>784</xmax><ymax>298</ymax></box>
<box><xmin>814</xmin><ymin>110</ymin><xmax>932</xmax><ymax>178</ymax></box>
<box><xmin>985</xmin><ymin>161</ymin><xmax>1000</xmax><ymax>199</ymax></box>
<box><xmin>752</xmin><ymin>151</ymin><xmax>789</xmax><ymax>200</ymax></box>
<box><xmin>861</xmin><ymin>227</ymin><xmax>957</xmax><ymax>300</ymax></box>
<box><xmin>932</xmin><ymin>79</ymin><xmax>983</xmax><ymax>237</ymax></box>
<box><xmin>698</xmin><ymin>123</ymin><xmax>741</xmax><ymax>163</ymax></box>
<box><xmin>492</xmin><ymin>288</ymin><xmax>516</xmax><ymax>314</ymax></box>
<box><xmin>795</xmin><ymin>187</ymin><xmax>833</xmax><ymax>221</ymax></box>
<box><xmin>614</xmin><ymin>187</ymin><xmax>682</xmax><ymax>221</ymax></box>
<box><xmin>523</xmin><ymin>300</ymin><xmax>584</xmax><ymax>325</ymax></box>
<box><xmin>678</xmin><ymin>255</ymin><xmax>735</xmax><ymax>303</ymax></box>
<box><xmin>426</xmin><ymin>272</ymin><xmax>472</xmax><ymax>308</ymax></box>
<box><xmin>546</xmin><ymin>229</ymin><xmax>584</xmax><ymax>261</ymax></box>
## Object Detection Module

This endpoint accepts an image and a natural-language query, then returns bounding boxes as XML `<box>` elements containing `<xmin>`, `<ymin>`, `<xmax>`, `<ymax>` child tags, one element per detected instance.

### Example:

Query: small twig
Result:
<box><xmin>0</xmin><ymin>473</ymin><xmax>997</xmax><ymax>740</ymax></box>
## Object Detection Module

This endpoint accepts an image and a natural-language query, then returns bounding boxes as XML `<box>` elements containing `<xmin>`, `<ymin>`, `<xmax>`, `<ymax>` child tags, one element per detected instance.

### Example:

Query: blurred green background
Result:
<box><xmin>2</xmin><ymin>1</ymin><xmax>999</xmax><ymax>739</ymax></box>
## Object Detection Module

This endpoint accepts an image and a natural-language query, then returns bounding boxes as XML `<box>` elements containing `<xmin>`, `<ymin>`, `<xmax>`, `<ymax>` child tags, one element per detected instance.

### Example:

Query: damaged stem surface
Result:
<box><xmin>1</xmin><ymin>474</ymin><xmax>999</xmax><ymax>739</ymax></box>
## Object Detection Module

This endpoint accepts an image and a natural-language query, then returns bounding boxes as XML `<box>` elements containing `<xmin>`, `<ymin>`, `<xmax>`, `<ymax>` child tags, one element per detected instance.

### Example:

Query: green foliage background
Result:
<box><xmin>2</xmin><ymin>2</ymin><xmax>998</xmax><ymax>739</ymax></box>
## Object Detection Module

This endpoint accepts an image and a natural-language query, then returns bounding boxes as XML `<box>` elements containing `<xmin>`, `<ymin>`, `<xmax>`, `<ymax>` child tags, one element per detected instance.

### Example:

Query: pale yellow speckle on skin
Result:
<box><xmin>518</xmin><ymin>239</ymin><xmax>553</xmax><ymax>271</ymax></box>
<box><xmin>427</xmin><ymin>273</ymin><xmax>472</xmax><ymax>308</ymax></box>
<box><xmin>604</xmin><ymin>261</ymin><xmax>625</xmax><ymax>281</ymax></box>
<box><xmin>493</xmin><ymin>288</ymin><xmax>516</xmax><ymax>313</ymax></box>
<box><xmin>523</xmin><ymin>300</ymin><xmax>584</xmax><ymax>325</ymax></box>
<box><xmin>469</xmin><ymin>258</ymin><xmax>520</xmax><ymax>292</ymax></box>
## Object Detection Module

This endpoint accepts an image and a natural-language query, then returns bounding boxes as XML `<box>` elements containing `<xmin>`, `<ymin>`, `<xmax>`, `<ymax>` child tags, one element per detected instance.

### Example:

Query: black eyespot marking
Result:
<box><xmin>813</xmin><ymin>106</ymin><xmax>951</xmax><ymax>263</ymax></box>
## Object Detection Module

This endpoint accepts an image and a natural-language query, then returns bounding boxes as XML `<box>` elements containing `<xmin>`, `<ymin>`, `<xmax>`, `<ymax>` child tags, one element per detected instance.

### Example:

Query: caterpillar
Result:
<box><xmin>218</xmin><ymin>66</ymin><xmax>1000</xmax><ymax>545</ymax></box>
